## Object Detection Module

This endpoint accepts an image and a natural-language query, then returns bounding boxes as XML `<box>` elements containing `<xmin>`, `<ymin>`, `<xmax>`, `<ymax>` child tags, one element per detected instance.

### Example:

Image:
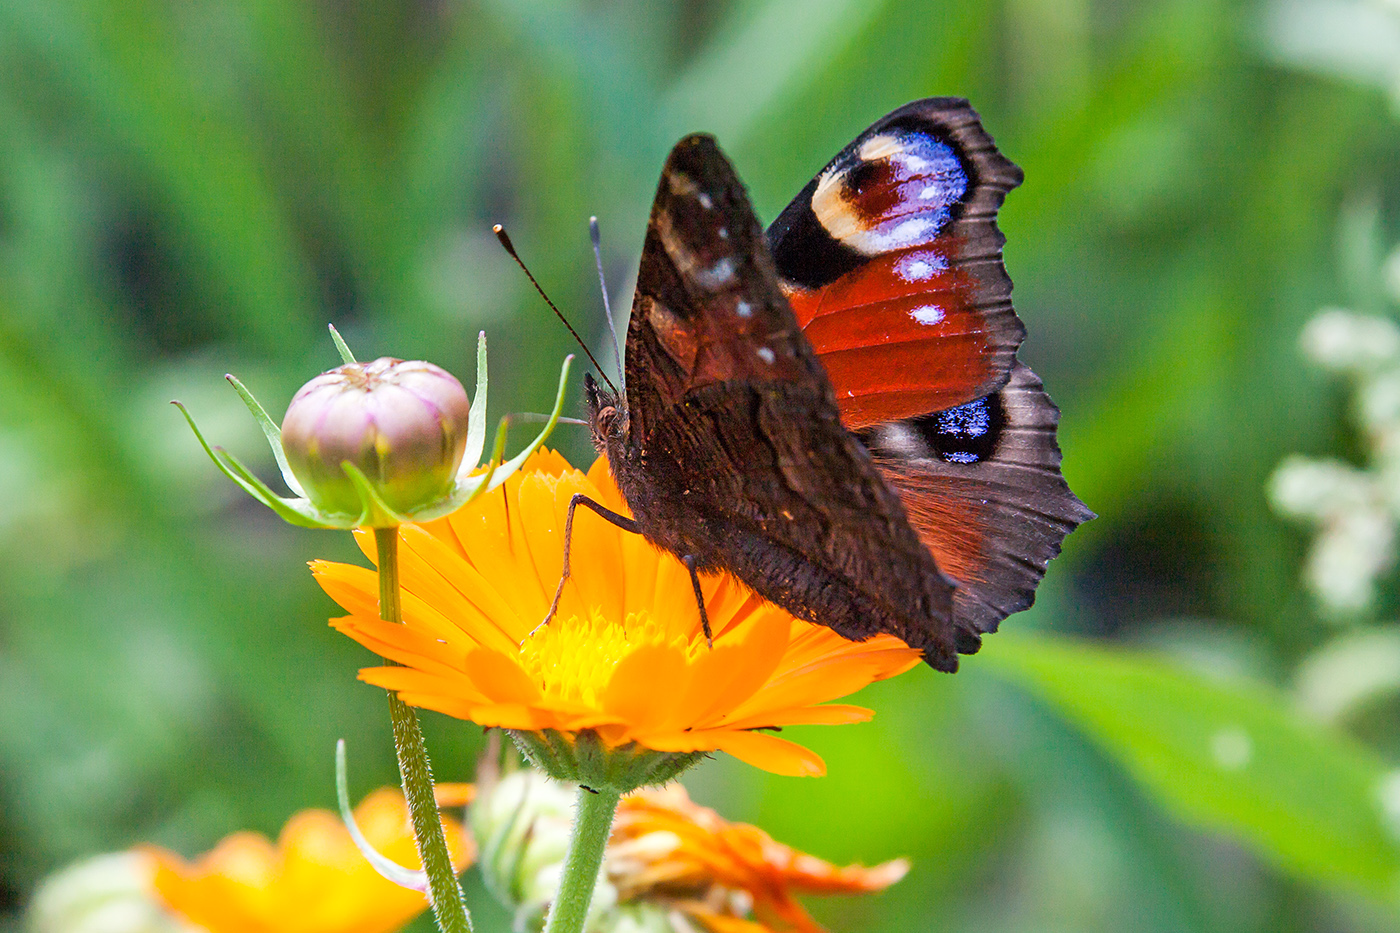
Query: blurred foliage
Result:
<box><xmin>4</xmin><ymin>0</ymin><xmax>1400</xmax><ymax>931</ymax></box>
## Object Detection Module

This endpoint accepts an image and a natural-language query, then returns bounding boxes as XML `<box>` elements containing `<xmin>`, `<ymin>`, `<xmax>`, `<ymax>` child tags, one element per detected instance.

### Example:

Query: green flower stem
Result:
<box><xmin>375</xmin><ymin>527</ymin><xmax>472</xmax><ymax>933</ymax></box>
<box><xmin>544</xmin><ymin>784</ymin><xmax>622</xmax><ymax>933</ymax></box>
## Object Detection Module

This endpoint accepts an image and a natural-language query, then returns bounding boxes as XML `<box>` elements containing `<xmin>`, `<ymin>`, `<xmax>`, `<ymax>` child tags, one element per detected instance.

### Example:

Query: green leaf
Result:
<box><xmin>982</xmin><ymin>634</ymin><xmax>1400</xmax><ymax>903</ymax></box>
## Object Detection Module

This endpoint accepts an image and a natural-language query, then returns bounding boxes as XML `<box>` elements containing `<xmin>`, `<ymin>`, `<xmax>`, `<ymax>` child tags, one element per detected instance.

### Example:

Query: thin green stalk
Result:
<box><xmin>375</xmin><ymin>526</ymin><xmax>472</xmax><ymax>933</ymax></box>
<box><xmin>543</xmin><ymin>784</ymin><xmax>622</xmax><ymax>933</ymax></box>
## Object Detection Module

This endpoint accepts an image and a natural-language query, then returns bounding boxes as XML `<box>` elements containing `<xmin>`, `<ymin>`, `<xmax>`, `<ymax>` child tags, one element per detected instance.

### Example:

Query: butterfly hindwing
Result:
<box><xmin>863</xmin><ymin>364</ymin><xmax>1095</xmax><ymax>641</ymax></box>
<box><xmin>607</xmin><ymin>134</ymin><xmax>968</xmax><ymax>670</ymax></box>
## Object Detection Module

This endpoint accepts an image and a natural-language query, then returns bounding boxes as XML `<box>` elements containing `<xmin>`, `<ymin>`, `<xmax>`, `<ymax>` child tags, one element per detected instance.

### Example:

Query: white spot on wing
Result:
<box><xmin>900</xmin><ymin>259</ymin><xmax>933</xmax><ymax>281</ymax></box>
<box><xmin>911</xmin><ymin>305</ymin><xmax>944</xmax><ymax>325</ymax></box>
<box><xmin>735</xmin><ymin>300</ymin><xmax>752</xmax><ymax>318</ymax></box>
<box><xmin>756</xmin><ymin>347</ymin><xmax>775</xmax><ymax>364</ymax></box>
<box><xmin>896</xmin><ymin>252</ymin><xmax>947</xmax><ymax>282</ymax></box>
<box><xmin>698</xmin><ymin>192</ymin><xmax>713</xmax><ymax>210</ymax></box>
<box><xmin>693</xmin><ymin>257</ymin><xmax>736</xmax><ymax>289</ymax></box>
<box><xmin>890</xmin><ymin>218</ymin><xmax>933</xmax><ymax>245</ymax></box>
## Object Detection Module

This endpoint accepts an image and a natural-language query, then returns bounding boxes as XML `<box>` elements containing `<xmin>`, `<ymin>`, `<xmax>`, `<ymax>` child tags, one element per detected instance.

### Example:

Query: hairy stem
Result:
<box><xmin>376</xmin><ymin>526</ymin><xmax>472</xmax><ymax>933</ymax></box>
<box><xmin>543</xmin><ymin>783</ymin><xmax>622</xmax><ymax>933</ymax></box>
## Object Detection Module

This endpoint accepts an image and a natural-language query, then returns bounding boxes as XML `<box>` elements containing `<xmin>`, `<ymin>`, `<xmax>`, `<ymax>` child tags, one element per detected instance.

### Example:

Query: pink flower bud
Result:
<box><xmin>280</xmin><ymin>358</ymin><xmax>472</xmax><ymax>517</ymax></box>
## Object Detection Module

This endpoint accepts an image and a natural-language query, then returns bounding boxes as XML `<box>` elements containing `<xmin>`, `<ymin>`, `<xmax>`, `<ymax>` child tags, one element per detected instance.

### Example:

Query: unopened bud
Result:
<box><xmin>26</xmin><ymin>852</ymin><xmax>195</xmax><ymax>933</ymax></box>
<box><xmin>280</xmin><ymin>358</ymin><xmax>473</xmax><ymax>516</ymax></box>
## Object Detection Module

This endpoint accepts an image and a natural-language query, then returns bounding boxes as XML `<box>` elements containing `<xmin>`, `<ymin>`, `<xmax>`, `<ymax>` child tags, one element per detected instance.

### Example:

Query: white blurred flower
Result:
<box><xmin>1300</xmin><ymin>308</ymin><xmax>1400</xmax><ymax>372</ymax></box>
<box><xmin>26</xmin><ymin>852</ymin><xmax>196</xmax><ymax>933</ymax></box>
<box><xmin>1296</xmin><ymin>628</ymin><xmax>1400</xmax><ymax>720</ymax></box>
<box><xmin>472</xmin><ymin>771</ymin><xmax>618</xmax><ymax>933</ymax></box>
<box><xmin>1271</xmin><ymin>306</ymin><xmax>1400</xmax><ymax>617</ymax></box>
<box><xmin>1306</xmin><ymin>510</ymin><xmax>1396</xmax><ymax>615</ymax></box>
<box><xmin>1269</xmin><ymin>456</ymin><xmax>1375</xmax><ymax>518</ymax></box>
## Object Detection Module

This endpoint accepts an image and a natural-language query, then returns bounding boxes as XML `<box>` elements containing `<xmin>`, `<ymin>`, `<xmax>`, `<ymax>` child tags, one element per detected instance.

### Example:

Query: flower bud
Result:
<box><xmin>472</xmin><ymin>771</ymin><xmax>618</xmax><ymax>931</ymax></box>
<box><xmin>280</xmin><ymin>358</ymin><xmax>473</xmax><ymax>517</ymax></box>
<box><xmin>26</xmin><ymin>852</ymin><xmax>195</xmax><ymax>933</ymax></box>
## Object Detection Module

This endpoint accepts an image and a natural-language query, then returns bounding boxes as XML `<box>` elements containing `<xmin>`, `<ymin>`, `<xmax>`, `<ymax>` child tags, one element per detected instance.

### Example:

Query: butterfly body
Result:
<box><xmin>583</xmin><ymin>100</ymin><xmax>1092</xmax><ymax>671</ymax></box>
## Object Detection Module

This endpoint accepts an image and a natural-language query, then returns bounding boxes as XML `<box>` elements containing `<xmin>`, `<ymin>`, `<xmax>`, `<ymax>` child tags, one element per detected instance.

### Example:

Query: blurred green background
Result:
<box><xmin>5</xmin><ymin>0</ymin><xmax>1400</xmax><ymax>931</ymax></box>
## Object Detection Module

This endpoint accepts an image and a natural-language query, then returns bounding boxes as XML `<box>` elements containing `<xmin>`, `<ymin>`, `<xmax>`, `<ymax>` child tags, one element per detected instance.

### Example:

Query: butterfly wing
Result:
<box><xmin>862</xmin><ymin>364</ymin><xmax>1094</xmax><ymax>635</ymax></box>
<box><xmin>767</xmin><ymin>98</ymin><xmax>1092</xmax><ymax>645</ymax></box>
<box><xmin>611</xmin><ymin>133</ymin><xmax>971</xmax><ymax>670</ymax></box>
<box><xmin>768</xmin><ymin>98</ymin><xmax>1025</xmax><ymax>429</ymax></box>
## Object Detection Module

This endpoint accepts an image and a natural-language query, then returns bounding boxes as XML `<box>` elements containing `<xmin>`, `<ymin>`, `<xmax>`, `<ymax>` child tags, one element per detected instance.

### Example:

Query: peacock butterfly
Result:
<box><xmin>554</xmin><ymin>98</ymin><xmax>1092</xmax><ymax>672</ymax></box>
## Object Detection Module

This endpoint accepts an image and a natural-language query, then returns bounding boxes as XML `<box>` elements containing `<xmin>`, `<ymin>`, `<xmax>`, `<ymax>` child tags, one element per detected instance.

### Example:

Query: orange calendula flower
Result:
<box><xmin>312</xmin><ymin>452</ymin><xmax>922</xmax><ymax>777</ymax></box>
<box><xmin>142</xmin><ymin>787</ymin><xmax>473</xmax><ymax>933</ymax></box>
<box><xmin>610</xmin><ymin>784</ymin><xmax>909</xmax><ymax>933</ymax></box>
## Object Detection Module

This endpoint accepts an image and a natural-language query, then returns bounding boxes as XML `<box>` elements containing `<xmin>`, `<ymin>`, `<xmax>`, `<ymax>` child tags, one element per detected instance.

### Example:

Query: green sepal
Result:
<box><xmin>340</xmin><ymin>462</ymin><xmax>410</xmax><ymax>528</ymax></box>
<box><xmin>486</xmin><ymin>353</ymin><xmax>573</xmax><ymax>494</ymax></box>
<box><xmin>173</xmin><ymin>401</ymin><xmax>325</xmax><ymax>527</ymax></box>
<box><xmin>225</xmin><ymin>373</ymin><xmax>305</xmax><ymax>497</ymax></box>
<box><xmin>506</xmin><ymin>729</ymin><xmax>706</xmax><ymax>793</ymax></box>
<box><xmin>334</xmin><ymin>739</ymin><xmax>429</xmax><ymax>892</ymax></box>
<box><xmin>460</xmin><ymin>332</ymin><xmax>490</xmax><ymax>478</ymax></box>
<box><xmin>328</xmin><ymin>323</ymin><xmax>358</xmax><ymax>365</ymax></box>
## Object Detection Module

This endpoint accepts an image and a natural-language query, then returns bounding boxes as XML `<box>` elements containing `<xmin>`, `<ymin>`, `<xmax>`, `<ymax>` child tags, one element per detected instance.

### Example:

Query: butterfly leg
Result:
<box><xmin>681</xmin><ymin>554</ymin><xmax>714</xmax><ymax>647</ymax></box>
<box><xmin>531</xmin><ymin>493</ymin><xmax>640</xmax><ymax>639</ymax></box>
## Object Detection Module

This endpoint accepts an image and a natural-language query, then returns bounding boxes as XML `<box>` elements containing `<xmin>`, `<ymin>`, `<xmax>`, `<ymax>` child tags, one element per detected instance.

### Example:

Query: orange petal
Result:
<box><xmin>359</xmin><ymin>665</ymin><xmax>491</xmax><ymax>705</ymax></box>
<box><xmin>398</xmin><ymin>524</ymin><xmax>522</xmax><ymax>654</ymax></box>
<box><xmin>728</xmin><ymin>640</ymin><xmax>920</xmax><ymax>723</ymax></box>
<box><xmin>709</xmin><ymin>730</ymin><xmax>827</xmax><ymax>777</ymax></box>
<box><xmin>311</xmin><ymin>560</ymin><xmax>381</xmax><ymax>616</ymax></box>
<box><xmin>460</xmin><ymin>647</ymin><xmax>542</xmax><ymax>705</ymax></box>
<box><xmin>600</xmin><ymin>643</ymin><xmax>691</xmax><ymax>733</ymax></box>
<box><xmin>554</xmin><ymin>476</ymin><xmax>627</xmax><ymax>625</ymax></box>
<box><xmin>680</xmin><ymin>610</ymin><xmax>793</xmax><ymax>727</ymax></box>
<box><xmin>329</xmin><ymin>617</ymin><xmax>468</xmax><ymax>679</ymax></box>
<box><xmin>719</xmin><ymin>703</ymin><xmax>874</xmax><ymax>731</ymax></box>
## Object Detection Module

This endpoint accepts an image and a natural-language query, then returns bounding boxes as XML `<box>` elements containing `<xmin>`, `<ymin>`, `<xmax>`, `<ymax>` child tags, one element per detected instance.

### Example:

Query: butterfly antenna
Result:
<box><xmin>494</xmin><ymin>224</ymin><xmax>619</xmax><ymax>396</ymax></box>
<box><xmin>590</xmin><ymin>216</ymin><xmax>624</xmax><ymax>389</ymax></box>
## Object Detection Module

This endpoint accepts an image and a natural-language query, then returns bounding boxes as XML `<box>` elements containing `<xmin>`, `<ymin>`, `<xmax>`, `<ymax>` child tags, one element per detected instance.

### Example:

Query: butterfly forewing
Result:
<box><xmin>768</xmin><ymin>98</ymin><xmax>1025</xmax><ymax>429</ymax></box>
<box><xmin>605</xmin><ymin>134</ymin><xmax>969</xmax><ymax>670</ymax></box>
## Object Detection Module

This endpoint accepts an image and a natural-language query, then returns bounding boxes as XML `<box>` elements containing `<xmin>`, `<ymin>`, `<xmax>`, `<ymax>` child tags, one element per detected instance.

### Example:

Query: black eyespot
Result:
<box><xmin>844</xmin><ymin>157</ymin><xmax>884</xmax><ymax>195</ymax></box>
<box><xmin>910</xmin><ymin>393</ymin><xmax>1004</xmax><ymax>464</ymax></box>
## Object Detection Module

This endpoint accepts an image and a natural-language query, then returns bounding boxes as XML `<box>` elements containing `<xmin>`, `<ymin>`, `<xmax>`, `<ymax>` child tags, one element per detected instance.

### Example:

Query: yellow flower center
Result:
<box><xmin>519</xmin><ymin>609</ymin><xmax>693</xmax><ymax>706</ymax></box>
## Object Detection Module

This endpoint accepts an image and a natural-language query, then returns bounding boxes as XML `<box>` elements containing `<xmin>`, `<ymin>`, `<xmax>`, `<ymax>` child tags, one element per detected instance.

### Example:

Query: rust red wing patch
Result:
<box><xmin>787</xmin><ymin>245</ymin><xmax>1019</xmax><ymax>429</ymax></box>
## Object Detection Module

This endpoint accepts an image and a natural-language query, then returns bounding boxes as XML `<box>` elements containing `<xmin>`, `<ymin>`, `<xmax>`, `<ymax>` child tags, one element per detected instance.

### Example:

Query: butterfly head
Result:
<box><xmin>584</xmin><ymin>371</ymin><xmax>626</xmax><ymax>453</ymax></box>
